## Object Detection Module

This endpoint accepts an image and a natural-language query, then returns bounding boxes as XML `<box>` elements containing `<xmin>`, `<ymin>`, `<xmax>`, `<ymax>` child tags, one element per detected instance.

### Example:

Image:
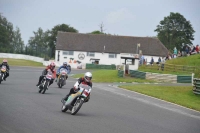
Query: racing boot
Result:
<box><xmin>36</xmin><ymin>82</ymin><xmax>40</xmax><ymax>87</ymax></box>
<box><xmin>61</xmin><ymin>94</ymin><xmax>70</xmax><ymax>103</ymax></box>
<box><xmin>36</xmin><ymin>76</ymin><xmax>43</xmax><ymax>86</ymax></box>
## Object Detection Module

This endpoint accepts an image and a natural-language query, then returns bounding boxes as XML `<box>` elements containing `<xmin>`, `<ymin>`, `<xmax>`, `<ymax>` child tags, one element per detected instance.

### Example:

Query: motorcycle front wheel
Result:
<box><xmin>61</xmin><ymin>104</ymin><xmax>68</xmax><ymax>112</ymax></box>
<box><xmin>42</xmin><ymin>81</ymin><xmax>49</xmax><ymax>94</ymax></box>
<box><xmin>58</xmin><ymin>78</ymin><xmax>63</xmax><ymax>88</ymax></box>
<box><xmin>71</xmin><ymin>98</ymin><xmax>84</xmax><ymax>115</ymax></box>
<box><xmin>0</xmin><ymin>73</ymin><xmax>4</xmax><ymax>84</ymax></box>
<box><xmin>59</xmin><ymin>83</ymin><xmax>62</xmax><ymax>88</ymax></box>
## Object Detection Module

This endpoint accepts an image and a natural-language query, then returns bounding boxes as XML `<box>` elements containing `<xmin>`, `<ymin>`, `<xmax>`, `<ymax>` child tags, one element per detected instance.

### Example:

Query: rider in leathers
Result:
<box><xmin>0</xmin><ymin>59</ymin><xmax>10</xmax><ymax>81</ymax></box>
<box><xmin>36</xmin><ymin>62</ymin><xmax>56</xmax><ymax>87</ymax></box>
<box><xmin>61</xmin><ymin>72</ymin><xmax>92</xmax><ymax>103</ymax></box>
<box><xmin>55</xmin><ymin>62</ymin><xmax>69</xmax><ymax>82</ymax></box>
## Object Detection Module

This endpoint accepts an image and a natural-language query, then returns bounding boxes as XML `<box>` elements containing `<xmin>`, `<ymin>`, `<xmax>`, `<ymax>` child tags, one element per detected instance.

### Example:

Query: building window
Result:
<box><xmin>63</xmin><ymin>51</ymin><xmax>74</xmax><ymax>55</ymax></box>
<box><xmin>87</xmin><ymin>52</ymin><xmax>95</xmax><ymax>57</ymax></box>
<box><xmin>109</xmin><ymin>53</ymin><xmax>117</xmax><ymax>58</ymax></box>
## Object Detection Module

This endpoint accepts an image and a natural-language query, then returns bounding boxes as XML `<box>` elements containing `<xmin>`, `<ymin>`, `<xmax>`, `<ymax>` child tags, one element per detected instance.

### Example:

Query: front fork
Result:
<box><xmin>0</xmin><ymin>73</ymin><xmax>4</xmax><ymax>80</ymax></box>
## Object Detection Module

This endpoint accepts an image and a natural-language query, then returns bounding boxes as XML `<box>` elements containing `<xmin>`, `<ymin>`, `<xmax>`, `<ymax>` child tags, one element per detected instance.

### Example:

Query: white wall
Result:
<box><xmin>0</xmin><ymin>53</ymin><xmax>44</xmax><ymax>63</ymax></box>
<box><xmin>129</xmin><ymin>60</ymin><xmax>139</xmax><ymax>70</ymax></box>
<box><xmin>0</xmin><ymin>53</ymin><xmax>63</xmax><ymax>67</ymax></box>
<box><xmin>55</xmin><ymin>50</ymin><xmax>122</xmax><ymax>69</ymax></box>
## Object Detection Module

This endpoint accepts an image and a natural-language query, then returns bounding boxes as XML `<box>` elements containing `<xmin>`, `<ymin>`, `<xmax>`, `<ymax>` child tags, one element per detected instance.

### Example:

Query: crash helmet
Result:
<box><xmin>50</xmin><ymin>62</ymin><xmax>55</xmax><ymax>70</ymax></box>
<box><xmin>63</xmin><ymin>62</ymin><xmax>67</xmax><ymax>67</ymax></box>
<box><xmin>84</xmin><ymin>72</ymin><xmax>92</xmax><ymax>82</ymax></box>
<box><xmin>2</xmin><ymin>59</ymin><xmax>7</xmax><ymax>65</ymax></box>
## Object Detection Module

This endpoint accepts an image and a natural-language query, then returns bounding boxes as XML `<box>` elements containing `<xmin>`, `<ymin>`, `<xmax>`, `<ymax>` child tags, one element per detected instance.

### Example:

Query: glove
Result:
<box><xmin>73</xmin><ymin>85</ymin><xmax>80</xmax><ymax>92</ymax></box>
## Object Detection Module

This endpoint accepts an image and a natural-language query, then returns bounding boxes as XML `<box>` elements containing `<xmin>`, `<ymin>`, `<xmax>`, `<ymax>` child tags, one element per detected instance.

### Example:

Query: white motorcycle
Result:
<box><xmin>61</xmin><ymin>83</ymin><xmax>91</xmax><ymax>115</ymax></box>
<box><xmin>38</xmin><ymin>70</ymin><xmax>53</xmax><ymax>94</ymax></box>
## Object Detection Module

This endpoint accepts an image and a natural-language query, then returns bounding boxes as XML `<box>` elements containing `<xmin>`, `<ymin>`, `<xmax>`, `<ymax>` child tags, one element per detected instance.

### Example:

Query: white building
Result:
<box><xmin>55</xmin><ymin>32</ymin><xmax>168</xmax><ymax>71</ymax></box>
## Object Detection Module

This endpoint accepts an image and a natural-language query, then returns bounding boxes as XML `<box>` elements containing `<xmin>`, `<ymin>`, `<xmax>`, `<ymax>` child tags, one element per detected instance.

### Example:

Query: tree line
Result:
<box><xmin>0</xmin><ymin>12</ymin><xmax>195</xmax><ymax>59</ymax></box>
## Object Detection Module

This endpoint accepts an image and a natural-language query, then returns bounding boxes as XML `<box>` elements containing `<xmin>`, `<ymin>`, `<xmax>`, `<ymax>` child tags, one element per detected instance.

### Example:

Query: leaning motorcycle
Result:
<box><xmin>38</xmin><ymin>70</ymin><xmax>53</xmax><ymax>94</ymax></box>
<box><xmin>61</xmin><ymin>83</ymin><xmax>91</xmax><ymax>115</ymax></box>
<box><xmin>57</xmin><ymin>68</ymin><xmax>68</xmax><ymax>88</ymax></box>
<box><xmin>0</xmin><ymin>65</ymin><xmax>7</xmax><ymax>84</ymax></box>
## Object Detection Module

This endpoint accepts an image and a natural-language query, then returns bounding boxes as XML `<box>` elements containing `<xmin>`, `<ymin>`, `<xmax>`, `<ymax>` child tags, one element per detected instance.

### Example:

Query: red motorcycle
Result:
<box><xmin>38</xmin><ymin>70</ymin><xmax>53</xmax><ymax>94</ymax></box>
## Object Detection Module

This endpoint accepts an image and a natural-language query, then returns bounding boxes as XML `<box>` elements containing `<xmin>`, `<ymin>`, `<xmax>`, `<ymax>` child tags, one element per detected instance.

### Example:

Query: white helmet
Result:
<box><xmin>84</xmin><ymin>72</ymin><xmax>92</xmax><ymax>82</ymax></box>
<box><xmin>63</xmin><ymin>62</ymin><xmax>67</xmax><ymax>66</ymax></box>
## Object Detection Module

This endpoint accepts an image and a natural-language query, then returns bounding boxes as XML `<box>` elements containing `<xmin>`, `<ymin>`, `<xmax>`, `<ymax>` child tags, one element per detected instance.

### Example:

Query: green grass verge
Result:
<box><xmin>72</xmin><ymin>69</ymin><xmax>155</xmax><ymax>83</ymax></box>
<box><xmin>166</xmin><ymin>54</ymin><xmax>200</xmax><ymax>66</ymax></box>
<box><xmin>120</xmin><ymin>84</ymin><xmax>200</xmax><ymax>111</ymax></box>
<box><xmin>0</xmin><ymin>58</ymin><xmax>44</xmax><ymax>67</ymax></box>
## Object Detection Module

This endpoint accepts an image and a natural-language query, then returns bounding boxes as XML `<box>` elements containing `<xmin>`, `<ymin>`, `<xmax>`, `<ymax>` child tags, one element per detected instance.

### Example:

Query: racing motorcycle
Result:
<box><xmin>61</xmin><ymin>83</ymin><xmax>91</xmax><ymax>115</ymax></box>
<box><xmin>0</xmin><ymin>65</ymin><xmax>7</xmax><ymax>84</ymax></box>
<box><xmin>38</xmin><ymin>70</ymin><xmax>53</xmax><ymax>94</ymax></box>
<box><xmin>57</xmin><ymin>68</ymin><xmax>68</xmax><ymax>88</ymax></box>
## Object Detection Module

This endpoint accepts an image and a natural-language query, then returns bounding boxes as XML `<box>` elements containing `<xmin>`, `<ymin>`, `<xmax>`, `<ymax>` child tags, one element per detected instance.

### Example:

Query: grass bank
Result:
<box><xmin>139</xmin><ymin>54</ymin><xmax>200</xmax><ymax>78</ymax></box>
<box><xmin>120</xmin><ymin>84</ymin><xmax>200</xmax><ymax>111</ymax></box>
<box><xmin>0</xmin><ymin>58</ymin><xmax>43</xmax><ymax>67</ymax></box>
<box><xmin>72</xmin><ymin>69</ymin><xmax>155</xmax><ymax>83</ymax></box>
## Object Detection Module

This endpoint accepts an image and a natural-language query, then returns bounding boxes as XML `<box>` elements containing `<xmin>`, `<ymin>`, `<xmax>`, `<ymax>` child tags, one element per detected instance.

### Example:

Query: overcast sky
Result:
<box><xmin>0</xmin><ymin>0</ymin><xmax>199</xmax><ymax>46</ymax></box>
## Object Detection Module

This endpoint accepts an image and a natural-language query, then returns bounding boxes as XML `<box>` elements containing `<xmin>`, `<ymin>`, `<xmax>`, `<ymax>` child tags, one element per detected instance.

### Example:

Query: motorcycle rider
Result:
<box><xmin>61</xmin><ymin>72</ymin><xmax>92</xmax><ymax>103</ymax></box>
<box><xmin>0</xmin><ymin>59</ymin><xmax>10</xmax><ymax>81</ymax></box>
<box><xmin>36</xmin><ymin>62</ymin><xmax>56</xmax><ymax>87</ymax></box>
<box><xmin>55</xmin><ymin>62</ymin><xmax>69</xmax><ymax>82</ymax></box>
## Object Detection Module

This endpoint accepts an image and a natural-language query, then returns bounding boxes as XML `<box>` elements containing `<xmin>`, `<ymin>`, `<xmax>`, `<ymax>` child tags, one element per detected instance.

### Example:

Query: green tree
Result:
<box><xmin>0</xmin><ymin>14</ymin><xmax>14</xmax><ymax>53</ymax></box>
<box><xmin>28</xmin><ymin>28</ymin><xmax>47</xmax><ymax>56</ymax></box>
<box><xmin>48</xmin><ymin>24</ymin><xmax>78</xmax><ymax>58</ymax></box>
<box><xmin>154</xmin><ymin>12</ymin><xmax>195</xmax><ymax>51</ymax></box>
<box><xmin>13</xmin><ymin>26</ymin><xmax>24</xmax><ymax>53</ymax></box>
<box><xmin>90</xmin><ymin>30</ymin><xmax>104</xmax><ymax>34</ymax></box>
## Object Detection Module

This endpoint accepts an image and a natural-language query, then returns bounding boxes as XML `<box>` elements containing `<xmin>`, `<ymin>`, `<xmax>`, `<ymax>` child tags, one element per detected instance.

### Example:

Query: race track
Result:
<box><xmin>0</xmin><ymin>66</ymin><xmax>200</xmax><ymax>133</ymax></box>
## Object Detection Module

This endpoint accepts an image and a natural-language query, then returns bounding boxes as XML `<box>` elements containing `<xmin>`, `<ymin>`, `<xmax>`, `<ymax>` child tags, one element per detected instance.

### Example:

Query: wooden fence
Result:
<box><xmin>142</xmin><ymin>63</ymin><xmax>199</xmax><ymax>74</ymax></box>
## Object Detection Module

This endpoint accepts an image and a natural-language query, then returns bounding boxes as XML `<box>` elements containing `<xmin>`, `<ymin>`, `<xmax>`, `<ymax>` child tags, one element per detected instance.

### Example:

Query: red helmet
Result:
<box><xmin>3</xmin><ymin>59</ymin><xmax>7</xmax><ymax>63</ymax></box>
<box><xmin>50</xmin><ymin>62</ymin><xmax>55</xmax><ymax>70</ymax></box>
<box><xmin>3</xmin><ymin>59</ymin><xmax>7</xmax><ymax>65</ymax></box>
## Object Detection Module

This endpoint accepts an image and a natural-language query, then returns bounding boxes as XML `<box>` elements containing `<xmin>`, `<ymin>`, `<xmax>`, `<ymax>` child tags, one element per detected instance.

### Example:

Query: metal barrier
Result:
<box><xmin>129</xmin><ymin>70</ymin><xmax>146</xmax><ymax>79</ymax></box>
<box><xmin>193</xmin><ymin>78</ymin><xmax>200</xmax><ymax>95</ymax></box>
<box><xmin>118</xmin><ymin>70</ymin><xmax>124</xmax><ymax>77</ymax></box>
<box><xmin>177</xmin><ymin>75</ymin><xmax>192</xmax><ymax>83</ymax></box>
<box><xmin>86</xmin><ymin>64</ymin><xmax>116</xmax><ymax>70</ymax></box>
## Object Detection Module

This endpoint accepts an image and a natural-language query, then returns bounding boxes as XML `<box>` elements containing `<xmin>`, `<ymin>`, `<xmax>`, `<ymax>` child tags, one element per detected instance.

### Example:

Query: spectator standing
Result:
<box><xmin>190</xmin><ymin>46</ymin><xmax>196</xmax><ymax>55</ymax></box>
<box><xmin>161</xmin><ymin>57</ymin><xmax>165</xmax><ymax>71</ymax></box>
<box><xmin>158</xmin><ymin>57</ymin><xmax>161</xmax><ymax>63</ymax></box>
<box><xmin>150</xmin><ymin>57</ymin><xmax>154</xmax><ymax>65</ymax></box>
<box><xmin>199</xmin><ymin>45</ymin><xmax>200</xmax><ymax>53</ymax></box>
<box><xmin>185</xmin><ymin>46</ymin><xmax>189</xmax><ymax>55</ymax></box>
<box><xmin>196</xmin><ymin>45</ymin><xmax>199</xmax><ymax>53</ymax></box>
<box><xmin>173</xmin><ymin>47</ymin><xmax>177</xmax><ymax>57</ymax></box>
<box><xmin>177</xmin><ymin>51</ymin><xmax>181</xmax><ymax>57</ymax></box>
<box><xmin>140</xmin><ymin>54</ymin><xmax>144</xmax><ymax>65</ymax></box>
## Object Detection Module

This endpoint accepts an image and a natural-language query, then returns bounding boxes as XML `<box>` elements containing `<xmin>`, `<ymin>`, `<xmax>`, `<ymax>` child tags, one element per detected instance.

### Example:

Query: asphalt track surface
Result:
<box><xmin>0</xmin><ymin>66</ymin><xmax>200</xmax><ymax>133</ymax></box>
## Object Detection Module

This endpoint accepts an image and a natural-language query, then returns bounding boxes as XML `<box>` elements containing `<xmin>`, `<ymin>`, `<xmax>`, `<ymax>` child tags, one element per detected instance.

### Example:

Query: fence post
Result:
<box><xmin>192</xmin><ymin>73</ymin><xmax>194</xmax><ymax>86</ymax></box>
